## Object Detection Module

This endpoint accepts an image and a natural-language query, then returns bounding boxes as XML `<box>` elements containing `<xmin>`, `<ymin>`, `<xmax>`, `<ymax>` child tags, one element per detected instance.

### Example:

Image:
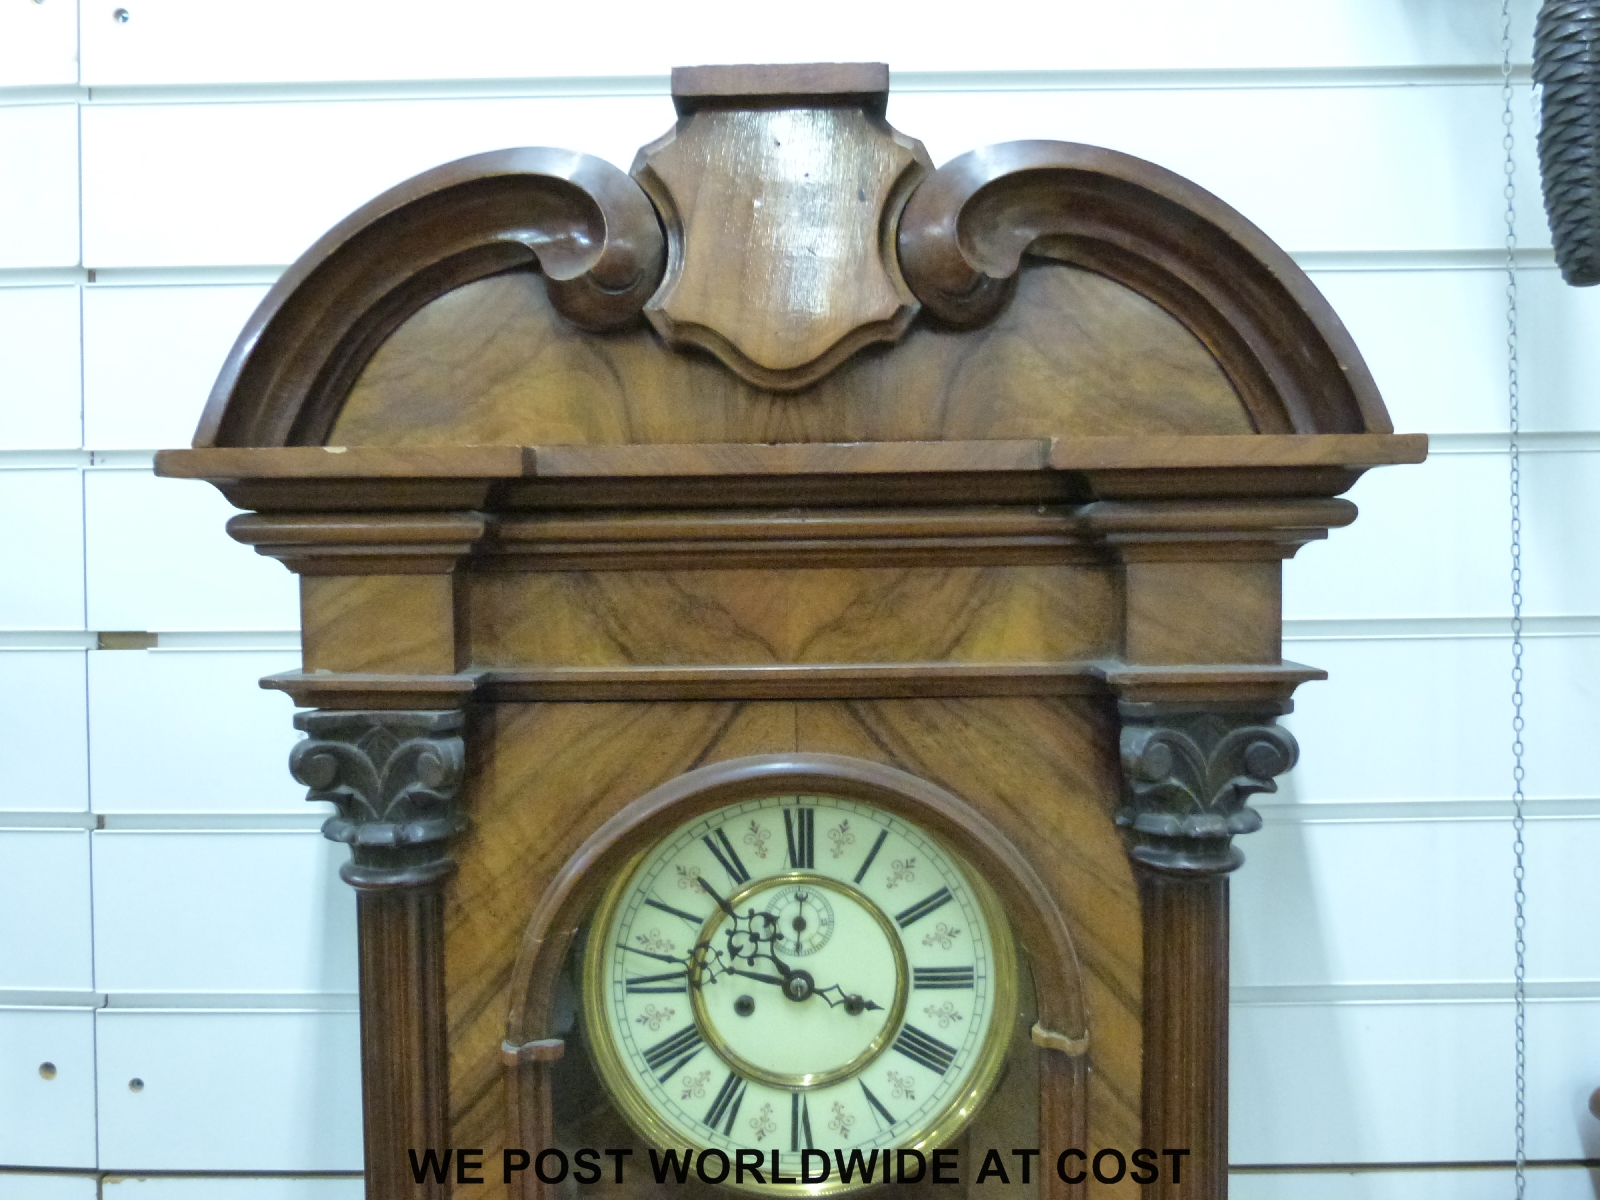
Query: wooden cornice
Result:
<box><xmin>156</xmin><ymin>434</ymin><xmax>1426</xmax><ymax>512</ymax></box>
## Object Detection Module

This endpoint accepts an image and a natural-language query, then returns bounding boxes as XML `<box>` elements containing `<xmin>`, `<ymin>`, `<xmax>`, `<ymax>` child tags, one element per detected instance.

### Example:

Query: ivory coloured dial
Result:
<box><xmin>582</xmin><ymin>794</ymin><xmax>1015</xmax><ymax>1194</ymax></box>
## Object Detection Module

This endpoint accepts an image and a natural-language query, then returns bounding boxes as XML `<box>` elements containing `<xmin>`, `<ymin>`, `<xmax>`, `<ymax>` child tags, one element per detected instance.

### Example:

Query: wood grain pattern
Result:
<box><xmin>195</xmin><ymin>148</ymin><xmax>663</xmax><ymax>448</ymax></box>
<box><xmin>439</xmin><ymin>698</ymin><xmax>1133</xmax><ymax>1200</ymax></box>
<box><xmin>358</xmin><ymin>887</ymin><xmax>450</xmax><ymax>1200</ymax></box>
<box><xmin>1137</xmin><ymin>872</ymin><xmax>1229</xmax><ymax>1199</ymax></box>
<box><xmin>635</xmin><ymin>88</ymin><xmax>929</xmax><ymax>387</ymax></box>
<box><xmin>300</xmin><ymin>575</ymin><xmax>463</xmax><ymax>674</ymax></box>
<box><xmin>329</xmin><ymin>264</ymin><xmax>1251</xmax><ymax>448</ymax></box>
<box><xmin>898</xmin><ymin>140</ymin><xmax>1389</xmax><ymax>436</ymax></box>
<box><xmin>468</xmin><ymin>566</ymin><xmax>1116</xmax><ymax>668</ymax></box>
<box><xmin>1122</xmin><ymin>562</ymin><xmax>1282</xmax><ymax>665</ymax></box>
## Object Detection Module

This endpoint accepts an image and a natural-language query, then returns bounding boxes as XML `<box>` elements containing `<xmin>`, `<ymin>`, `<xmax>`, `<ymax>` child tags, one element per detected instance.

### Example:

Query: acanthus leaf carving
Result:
<box><xmin>1116</xmin><ymin>707</ymin><xmax>1297</xmax><ymax>874</ymax></box>
<box><xmin>290</xmin><ymin>710</ymin><xmax>467</xmax><ymax>889</ymax></box>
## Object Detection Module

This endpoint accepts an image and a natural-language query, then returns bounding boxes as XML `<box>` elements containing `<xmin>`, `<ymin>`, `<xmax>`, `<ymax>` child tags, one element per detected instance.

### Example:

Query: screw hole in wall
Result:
<box><xmin>128</xmin><ymin>1078</ymin><xmax>144</xmax><ymax>1092</ymax></box>
<box><xmin>38</xmin><ymin>1063</ymin><xmax>56</xmax><ymax>1080</ymax></box>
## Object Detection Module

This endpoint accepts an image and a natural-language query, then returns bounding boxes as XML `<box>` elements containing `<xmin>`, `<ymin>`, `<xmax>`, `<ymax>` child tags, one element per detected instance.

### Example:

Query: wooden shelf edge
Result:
<box><xmin>157</xmin><ymin>434</ymin><xmax>1426</xmax><ymax>485</ymax></box>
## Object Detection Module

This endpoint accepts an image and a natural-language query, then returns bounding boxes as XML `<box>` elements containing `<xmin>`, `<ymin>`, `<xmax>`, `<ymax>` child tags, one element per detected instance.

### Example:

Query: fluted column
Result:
<box><xmin>1116</xmin><ymin>703</ymin><xmax>1297</xmax><ymax>1200</ymax></box>
<box><xmin>292</xmin><ymin>710</ymin><xmax>468</xmax><ymax>1200</ymax></box>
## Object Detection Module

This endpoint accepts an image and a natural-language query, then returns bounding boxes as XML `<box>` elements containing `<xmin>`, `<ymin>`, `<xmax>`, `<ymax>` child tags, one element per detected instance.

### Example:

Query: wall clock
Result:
<box><xmin>582</xmin><ymin>793</ymin><xmax>1015</xmax><ymax>1191</ymax></box>
<box><xmin>158</xmin><ymin>59</ymin><xmax>1425</xmax><ymax>1200</ymax></box>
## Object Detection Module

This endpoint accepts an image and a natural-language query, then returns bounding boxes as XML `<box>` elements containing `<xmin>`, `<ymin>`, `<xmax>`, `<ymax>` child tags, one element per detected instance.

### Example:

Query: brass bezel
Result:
<box><xmin>689</xmin><ymin>871</ymin><xmax>910</xmax><ymax>1089</ymax></box>
<box><xmin>579</xmin><ymin>792</ymin><xmax>1019</xmax><ymax>1199</ymax></box>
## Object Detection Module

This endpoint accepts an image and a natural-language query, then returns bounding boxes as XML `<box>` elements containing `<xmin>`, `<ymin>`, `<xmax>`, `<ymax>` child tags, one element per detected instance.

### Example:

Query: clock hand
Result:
<box><xmin>814</xmin><ymin>983</ymin><xmax>883</xmax><ymax>1014</ymax></box>
<box><xmin>696</xmin><ymin>877</ymin><xmax>739</xmax><ymax>920</ymax></box>
<box><xmin>725</xmin><ymin>965</ymin><xmax>789</xmax><ymax>988</ymax></box>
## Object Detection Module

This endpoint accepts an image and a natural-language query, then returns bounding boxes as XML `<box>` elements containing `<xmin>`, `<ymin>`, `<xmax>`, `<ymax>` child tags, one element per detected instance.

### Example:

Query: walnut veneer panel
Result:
<box><xmin>444</xmin><ymin>697</ymin><xmax>1137</xmax><ymax>1200</ymax></box>
<box><xmin>302</xmin><ymin>575</ymin><xmax>461</xmax><ymax>673</ymax></box>
<box><xmin>331</xmin><ymin>263</ymin><xmax>1252</xmax><ymax>448</ymax></box>
<box><xmin>467</xmin><ymin>566</ymin><xmax>1116</xmax><ymax>668</ymax></box>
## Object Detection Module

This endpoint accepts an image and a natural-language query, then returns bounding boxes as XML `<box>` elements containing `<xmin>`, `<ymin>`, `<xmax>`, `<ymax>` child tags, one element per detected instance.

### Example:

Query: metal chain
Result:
<box><xmin>1500</xmin><ymin>3</ymin><xmax>1528</xmax><ymax>1196</ymax></box>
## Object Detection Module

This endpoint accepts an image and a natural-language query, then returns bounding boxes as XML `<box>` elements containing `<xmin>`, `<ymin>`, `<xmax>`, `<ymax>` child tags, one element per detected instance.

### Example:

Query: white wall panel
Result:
<box><xmin>893</xmin><ymin>85</ymin><xmax>1548</xmax><ymax>251</ymax></box>
<box><xmin>91</xmin><ymin>831</ymin><xmax>355</xmax><ymax>994</ymax></box>
<box><xmin>0</xmin><ymin>286</ymin><xmax>82</xmax><ymax>450</ymax></box>
<box><xmin>83</xmin><ymin>470</ymin><xmax>298</xmax><ymax>631</ymax></box>
<box><xmin>0</xmin><ymin>1175</ymin><xmax>99</xmax><ymax>1200</ymax></box>
<box><xmin>75</xmin><ymin>0</ymin><xmax>1535</xmax><ymax>86</ymax></box>
<box><xmin>0</xmin><ymin>650</ymin><xmax>88</xmax><ymax>812</ymax></box>
<box><xmin>0</xmin><ymin>106</ymin><xmax>80</xmax><ymax>269</ymax></box>
<box><xmin>96</xmin><ymin>1010</ymin><xmax>362</xmax><ymax>1170</ymax></box>
<box><xmin>82</xmin><ymin>285</ymin><xmax>272</xmax><ymax>450</ymax></box>
<box><xmin>80</xmin><ymin>84</ymin><xmax>1546</xmax><ymax>270</ymax></box>
<box><xmin>88</xmin><ymin>648</ymin><xmax>303</xmax><ymax>813</ymax></box>
<box><xmin>102</xmin><ymin>1179</ymin><xmax>363</xmax><ymax>1200</ymax></box>
<box><xmin>1525</xmin><ymin>818</ymin><xmax>1600</xmax><ymax>984</ymax></box>
<box><xmin>1231</xmin><ymin>1167</ymin><xmax>1600</xmax><ymax>1200</ymax></box>
<box><xmin>80</xmin><ymin>97</ymin><xmax>673</xmax><ymax>268</ymax></box>
<box><xmin>0</xmin><ymin>1008</ymin><xmax>97</xmax><ymax>1169</ymax></box>
<box><xmin>1310</xmin><ymin>266</ymin><xmax>1600</xmax><ymax>437</ymax></box>
<box><xmin>0</xmin><ymin>831</ymin><xmax>93</xmax><ymax>990</ymax></box>
<box><xmin>0</xmin><ymin>0</ymin><xmax>80</xmax><ymax>88</ymax></box>
<box><xmin>1233</xmin><ymin>819</ymin><xmax>1512</xmax><ymax>989</ymax></box>
<box><xmin>0</xmin><ymin>468</ymin><xmax>84</xmax><ymax>630</ymax></box>
<box><xmin>1232</xmin><ymin>999</ymin><xmax>1600</xmax><ymax>1164</ymax></box>
<box><xmin>1284</xmin><ymin>452</ymin><xmax>1600</xmax><ymax>621</ymax></box>
<box><xmin>1279</xmin><ymin>636</ymin><xmax>1511</xmax><ymax>804</ymax></box>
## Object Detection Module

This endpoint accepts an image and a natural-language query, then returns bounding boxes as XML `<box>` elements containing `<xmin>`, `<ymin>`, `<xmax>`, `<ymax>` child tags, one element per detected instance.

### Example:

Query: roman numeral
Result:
<box><xmin>853</xmin><ymin>828</ymin><xmax>888</xmax><ymax>885</ymax></box>
<box><xmin>704</xmin><ymin>1071</ymin><xmax>747</xmax><ymax>1136</ymax></box>
<box><xmin>702</xmin><ymin>829</ymin><xmax>750</xmax><ymax>885</ymax></box>
<box><xmin>913</xmin><ymin>966</ymin><xmax>974</xmax><ymax>990</ymax></box>
<box><xmin>790</xmin><ymin>1091</ymin><xmax>813</xmax><ymax>1151</ymax></box>
<box><xmin>784</xmin><ymin>807</ymin><xmax>814</xmax><ymax>870</ymax></box>
<box><xmin>626</xmin><ymin>970</ymin><xmax>688</xmax><ymax>994</ymax></box>
<box><xmin>895</xmin><ymin>887</ymin><xmax>954</xmax><ymax>928</ymax></box>
<box><xmin>642</xmin><ymin>1024</ymin><xmax>704</xmax><ymax>1081</ymax></box>
<box><xmin>644</xmin><ymin>897</ymin><xmax>704</xmax><ymax>927</ymax></box>
<box><xmin>859</xmin><ymin>1080</ymin><xmax>895</xmax><ymax>1129</ymax></box>
<box><xmin>892</xmin><ymin>1023</ymin><xmax>958</xmax><ymax>1075</ymax></box>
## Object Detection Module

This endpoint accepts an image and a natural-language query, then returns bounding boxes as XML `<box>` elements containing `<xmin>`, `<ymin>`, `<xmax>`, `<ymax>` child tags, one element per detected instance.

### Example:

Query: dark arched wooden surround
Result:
<box><xmin>502</xmin><ymin>754</ymin><xmax>1090</xmax><ymax>1200</ymax></box>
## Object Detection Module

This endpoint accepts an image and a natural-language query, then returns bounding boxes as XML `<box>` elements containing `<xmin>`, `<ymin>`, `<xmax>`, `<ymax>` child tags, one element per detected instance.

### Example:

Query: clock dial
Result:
<box><xmin>583</xmin><ymin>794</ymin><xmax>1015</xmax><ymax>1195</ymax></box>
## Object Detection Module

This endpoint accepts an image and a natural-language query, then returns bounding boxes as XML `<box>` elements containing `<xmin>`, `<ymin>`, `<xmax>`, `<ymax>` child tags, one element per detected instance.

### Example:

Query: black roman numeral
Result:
<box><xmin>859</xmin><ymin>1080</ymin><xmax>895</xmax><ymax>1128</ymax></box>
<box><xmin>853</xmin><ymin>828</ymin><xmax>888</xmax><ymax>885</ymax></box>
<box><xmin>644</xmin><ymin>897</ymin><xmax>703</xmax><ymax>927</ymax></box>
<box><xmin>913</xmin><ymin>966</ymin><xmax>974</xmax><ymax>990</ymax></box>
<box><xmin>626</xmin><ymin>970</ymin><xmax>688</xmax><ymax>994</ymax></box>
<box><xmin>705</xmin><ymin>1071</ymin><xmax>747</xmax><ymax>1136</ymax></box>
<box><xmin>790</xmin><ymin>1092</ymin><xmax>813</xmax><ymax>1151</ymax></box>
<box><xmin>895</xmin><ymin>887</ymin><xmax>954</xmax><ymax>928</ymax></box>
<box><xmin>642</xmin><ymin>1024</ymin><xmax>704</xmax><ymax>1081</ymax></box>
<box><xmin>784</xmin><ymin>807</ymin><xmax>814</xmax><ymax>869</ymax></box>
<box><xmin>892</xmin><ymin>1023</ymin><xmax>958</xmax><ymax>1075</ymax></box>
<box><xmin>702</xmin><ymin>829</ymin><xmax>751</xmax><ymax>884</ymax></box>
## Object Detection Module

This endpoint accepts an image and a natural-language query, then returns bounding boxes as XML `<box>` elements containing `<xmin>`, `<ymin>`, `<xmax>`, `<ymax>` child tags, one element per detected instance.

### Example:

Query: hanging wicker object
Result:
<box><xmin>1535</xmin><ymin>0</ymin><xmax>1600</xmax><ymax>285</ymax></box>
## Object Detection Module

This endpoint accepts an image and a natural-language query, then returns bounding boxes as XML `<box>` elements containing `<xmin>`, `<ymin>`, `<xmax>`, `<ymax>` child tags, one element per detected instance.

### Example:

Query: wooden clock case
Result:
<box><xmin>156</xmin><ymin>62</ymin><xmax>1424</xmax><ymax>1200</ymax></box>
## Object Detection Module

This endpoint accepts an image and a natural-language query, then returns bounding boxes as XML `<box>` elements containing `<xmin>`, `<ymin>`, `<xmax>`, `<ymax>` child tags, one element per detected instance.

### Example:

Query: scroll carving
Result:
<box><xmin>897</xmin><ymin>140</ymin><xmax>1388</xmax><ymax>435</ymax></box>
<box><xmin>196</xmin><ymin>148</ymin><xmax>665</xmax><ymax>447</ymax></box>
<box><xmin>291</xmin><ymin>710</ymin><xmax>467</xmax><ymax>889</ymax></box>
<box><xmin>1116</xmin><ymin>706</ymin><xmax>1297</xmax><ymax>874</ymax></box>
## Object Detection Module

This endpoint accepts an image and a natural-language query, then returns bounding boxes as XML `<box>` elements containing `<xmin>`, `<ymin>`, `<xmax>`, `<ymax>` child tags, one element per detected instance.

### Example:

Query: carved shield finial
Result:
<box><xmin>633</xmin><ymin>63</ymin><xmax>931</xmax><ymax>391</ymax></box>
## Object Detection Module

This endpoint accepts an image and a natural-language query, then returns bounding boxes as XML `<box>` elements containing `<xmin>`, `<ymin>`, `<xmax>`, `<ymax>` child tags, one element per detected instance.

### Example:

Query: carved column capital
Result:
<box><xmin>290</xmin><ymin>710</ymin><xmax>467</xmax><ymax>889</ymax></box>
<box><xmin>1116</xmin><ymin>702</ymin><xmax>1297</xmax><ymax>875</ymax></box>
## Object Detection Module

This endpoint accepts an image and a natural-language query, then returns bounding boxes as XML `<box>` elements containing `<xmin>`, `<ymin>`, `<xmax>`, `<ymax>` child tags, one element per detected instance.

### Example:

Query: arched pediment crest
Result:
<box><xmin>194</xmin><ymin>65</ymin><xmax>1389</xmax><ymax>448</ymax></box>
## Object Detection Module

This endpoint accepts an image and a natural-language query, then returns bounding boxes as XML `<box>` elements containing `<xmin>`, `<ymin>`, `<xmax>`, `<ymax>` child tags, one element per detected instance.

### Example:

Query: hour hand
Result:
<box><xmin>816</xmin><ymin>983</ymin><xmax>883</xmax><ymax>1013</ymax></box>
<box><xmin>725</xmin><ymin>965</ymin><xmax>789</xmax><ymax>988</ymax></box>
<box><xmin>696</xmin><ymin>877</ymin><xmax>738</xmax><ymax>919</ymax></box>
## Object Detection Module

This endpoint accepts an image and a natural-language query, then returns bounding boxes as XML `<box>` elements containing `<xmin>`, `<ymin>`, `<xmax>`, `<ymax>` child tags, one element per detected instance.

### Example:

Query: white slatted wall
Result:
<box><xmin>1</xmin><ymin>2</ymin><xmax>1596</xmax><ymax>1196</ymax></box>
